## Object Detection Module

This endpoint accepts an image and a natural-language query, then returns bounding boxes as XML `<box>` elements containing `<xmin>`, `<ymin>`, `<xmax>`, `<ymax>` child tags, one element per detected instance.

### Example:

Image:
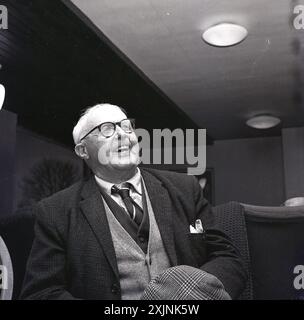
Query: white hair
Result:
<box><xmin>72</xmin><ymin>103</ymin><xmax>127</xmax><ymax>145</ymax></box>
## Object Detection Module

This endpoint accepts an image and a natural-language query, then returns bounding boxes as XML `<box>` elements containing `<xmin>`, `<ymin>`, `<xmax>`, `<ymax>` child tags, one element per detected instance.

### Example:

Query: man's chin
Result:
<box><xmin>111</xmin><ymin>159</ymin><xmax>138</xmax><ymax>170</ymax></box>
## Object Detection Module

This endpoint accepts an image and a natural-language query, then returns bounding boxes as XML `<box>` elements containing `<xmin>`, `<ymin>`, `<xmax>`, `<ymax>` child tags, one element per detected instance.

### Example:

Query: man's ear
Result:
<box><xmin>75</xmin><ymin>143</ymin><xmax>89</xmax><ymax>160</ymax></box>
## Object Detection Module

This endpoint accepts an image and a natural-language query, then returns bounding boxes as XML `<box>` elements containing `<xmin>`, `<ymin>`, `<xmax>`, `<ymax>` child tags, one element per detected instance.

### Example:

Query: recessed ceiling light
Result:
<box><xmin>202</xmin><ymin>23</ymin><xmax>248</xmax><ymax>47</ymax></box>
<box><xmin>0</xmin><ymin>84</ymin><xmax>5</xmax><ymax>110</ymax></box>
<box><xmin>284</xmin><ymin>197</ymin><xmax>304</xmax><ymax>207</ymax></box>
<box><xmin>246</xmin><ymin>115</ymin><xmax>281</xmax><ymax>129</ymax></box>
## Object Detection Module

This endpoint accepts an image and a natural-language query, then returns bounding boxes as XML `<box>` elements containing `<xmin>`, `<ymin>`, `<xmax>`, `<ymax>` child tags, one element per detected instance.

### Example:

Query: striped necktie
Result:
<box><xmin>111</xmin><ymin>183</ymin><xmax>143</xmax><ymax>227</ymax></box>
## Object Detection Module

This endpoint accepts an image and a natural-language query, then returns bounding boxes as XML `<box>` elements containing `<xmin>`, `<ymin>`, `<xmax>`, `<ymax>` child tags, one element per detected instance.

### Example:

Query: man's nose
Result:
<box><xmin>115</xmin><ymin>125</ymin><xmax>128</xmax><ymax>138</ymax></box>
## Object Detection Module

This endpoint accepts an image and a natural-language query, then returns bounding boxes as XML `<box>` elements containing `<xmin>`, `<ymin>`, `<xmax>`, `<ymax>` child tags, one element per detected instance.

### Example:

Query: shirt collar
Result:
<box><xmin>95</xmin><ymin>168</ymin><xmax>142</xmax><ymax>196</ymax></box>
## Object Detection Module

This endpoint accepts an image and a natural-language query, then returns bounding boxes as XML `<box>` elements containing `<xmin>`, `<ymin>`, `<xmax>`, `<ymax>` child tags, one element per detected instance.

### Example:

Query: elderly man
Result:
<box><xmin>21</xmin><ymin>103</ymin><xmax>247</xmax><ymax>300</ymax></box>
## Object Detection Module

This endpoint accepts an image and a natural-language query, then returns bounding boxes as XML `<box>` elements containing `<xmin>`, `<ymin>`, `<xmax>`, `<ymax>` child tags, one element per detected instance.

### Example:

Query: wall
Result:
<box><xmin>14</xmin><ymin>127</ymin><xmax>83</xmax><ymax>210</ymax></box>
<box><xmin>207</xmin><ymin>136</ymin><xmax>285</xmax><ymax>206</ymax></box>
<box><xmin>0</xmin><ymin>110</ymin><xmax>17</xmax><ymax>216</ymax></box>
<box><xmin>282</xmin><ymin>127</ymin><xmax>304</xmax><ymax>200</ymax></box>
<box><xmin>143</xmin><ymin>135</ymin><xmax>286</xmax><ymax>206</ymax></box>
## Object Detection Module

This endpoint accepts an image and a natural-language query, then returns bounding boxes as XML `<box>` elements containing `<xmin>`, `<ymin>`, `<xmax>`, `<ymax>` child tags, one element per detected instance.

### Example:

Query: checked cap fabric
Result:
<box><xmin>141</xmin><ymin>265</ymin><xmax>231</xmax><ymax>300</ymax></box>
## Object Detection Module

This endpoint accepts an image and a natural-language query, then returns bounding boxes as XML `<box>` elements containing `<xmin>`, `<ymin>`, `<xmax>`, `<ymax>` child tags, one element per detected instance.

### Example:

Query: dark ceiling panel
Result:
<box><xmin>0</xmin><ymin>0</ymin><xmax>203</xmax><ymax>147</ymax></box>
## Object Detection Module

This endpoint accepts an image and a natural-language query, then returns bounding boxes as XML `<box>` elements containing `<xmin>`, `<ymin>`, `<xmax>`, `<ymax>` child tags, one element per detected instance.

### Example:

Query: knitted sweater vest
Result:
<box><xmin>102</xmin><ymin>181</ymin><xmax>171</xmax><ymax>299</ymax></box>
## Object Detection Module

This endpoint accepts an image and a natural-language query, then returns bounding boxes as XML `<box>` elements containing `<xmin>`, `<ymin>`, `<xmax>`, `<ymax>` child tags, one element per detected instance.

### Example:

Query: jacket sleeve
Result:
<box><xmin>191</xmin><ymin>177</ymin><xmax>248</xmax><ymax>299</ymax></box>
<box><xmin>20</xmin><ymin>203</ymin><xmax>79</xmax><ymax>300</ymax></box>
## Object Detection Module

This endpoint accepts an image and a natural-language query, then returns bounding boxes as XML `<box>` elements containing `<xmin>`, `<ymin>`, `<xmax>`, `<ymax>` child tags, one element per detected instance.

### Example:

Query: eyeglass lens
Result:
<box><xmin>100</xmin><ymin>119</ymin><xmax>134</xmax><ymax>137</ymax></box>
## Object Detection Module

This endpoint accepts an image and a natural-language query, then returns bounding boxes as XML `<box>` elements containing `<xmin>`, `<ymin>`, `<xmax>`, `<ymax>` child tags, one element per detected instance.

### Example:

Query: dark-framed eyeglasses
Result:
<box><xmin>80</xmin><ymin>118</ymin><xmax>135</xmax><ymax>141</ymax></box>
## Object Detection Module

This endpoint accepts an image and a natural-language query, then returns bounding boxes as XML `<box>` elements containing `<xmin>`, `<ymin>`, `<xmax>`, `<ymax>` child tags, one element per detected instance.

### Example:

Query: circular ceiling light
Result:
<box><xmin>246</xmin><ymin>115</ymin><xmax>281</xmax><ymax>129</ymax></box>
<box><xmin>0</xmin><ymin>84</ymin><xmax>5</xmax><ymax>110</ymax></box>
<box><xmin>284</xmin><ymin>197</ymin><xmax>304</xmax><ymax>207</ymax></box>
<box><xmin>202</xmin><ymin>23</ymin><xmax>248</xmax><ymax>47</ymax></box>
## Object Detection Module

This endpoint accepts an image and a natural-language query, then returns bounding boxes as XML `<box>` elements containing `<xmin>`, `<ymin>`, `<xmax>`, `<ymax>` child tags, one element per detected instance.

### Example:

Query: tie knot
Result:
<box><xmin>111</xmin><ymin>183</ymin><xmax>131</xmax><ymax>199</ymax></box>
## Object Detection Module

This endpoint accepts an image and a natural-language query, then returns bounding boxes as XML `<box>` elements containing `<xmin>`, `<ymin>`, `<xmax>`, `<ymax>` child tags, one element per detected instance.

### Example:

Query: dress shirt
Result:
<box><xmin>95</xmin><ymin>168</ymin><xmax>143</xmax><ymax>211</ymax></box>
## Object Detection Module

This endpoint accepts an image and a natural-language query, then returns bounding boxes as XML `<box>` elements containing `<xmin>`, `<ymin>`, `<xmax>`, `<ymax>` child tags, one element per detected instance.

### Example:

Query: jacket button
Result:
<box><xmin>139</xmin><ymin>236</ymin><xmax>145</xmax><ymax>243</ymax></box>
<box><xmin>111</xmin><ymin>284</ymin><xmax>120</xmax><ymax>295</ymax></box>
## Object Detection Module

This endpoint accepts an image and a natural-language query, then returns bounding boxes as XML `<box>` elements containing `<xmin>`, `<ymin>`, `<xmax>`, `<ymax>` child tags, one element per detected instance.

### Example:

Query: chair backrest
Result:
<box><xmin>212</xmin><ymin>202</ymin><xmax>253</xmax><ymax>300</ymax></box>
<box><xmin>243</xmin><ymin>204</ymin><xmax>304</xmax><ymax>300</ymax></box>
<box><xmin>0</xmin><ymin>235</ymin><xmax>14</xmax><ymax>300</ymax></box>
<box><xmin>0</xmin><ymin>208</ymin><xmax>35</xmax><ymax>300</ymax></box>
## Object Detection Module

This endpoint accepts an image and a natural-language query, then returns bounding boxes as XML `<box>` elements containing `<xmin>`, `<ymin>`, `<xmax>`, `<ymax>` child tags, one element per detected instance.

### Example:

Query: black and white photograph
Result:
<box><xmin>0</xmin><ymin>0</ymin><xmax>304</xmax><ymax>305</ymax></box>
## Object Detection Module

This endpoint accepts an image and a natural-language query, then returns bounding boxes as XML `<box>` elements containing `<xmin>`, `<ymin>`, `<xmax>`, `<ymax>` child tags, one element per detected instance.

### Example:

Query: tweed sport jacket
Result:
<box><xmin>20</xmin><ymin>168</ymin><xmax>247</xmax><ymax>300</ymax></box>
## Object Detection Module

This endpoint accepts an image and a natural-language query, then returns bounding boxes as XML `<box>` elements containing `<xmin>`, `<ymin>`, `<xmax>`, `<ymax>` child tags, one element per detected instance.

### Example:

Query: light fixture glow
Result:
<box><xmin>0</xmin><ymin>84</ymin><xmax>5</xmax><ymax>110</ymax></box>
<box><xmin>284</xmin><ymin>197</ymin><xmax>304</xmax><ymax>207</ymax></box>
<box><xmin>246</xmin><ymin>115</ymin><xmax>281</xmax><ymax>130</ymax></box>
<box><xmin>202</xmin><ymin>23</ymin><xmax>248</xmax><ymax>47</ymax></box>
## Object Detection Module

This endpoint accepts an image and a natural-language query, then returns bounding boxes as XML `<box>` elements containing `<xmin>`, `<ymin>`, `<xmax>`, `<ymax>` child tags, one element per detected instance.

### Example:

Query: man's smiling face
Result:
<box><xmin>81</xmin><ymin>105</ymin><xmax>140</xmax><ymax>175</ymax></box>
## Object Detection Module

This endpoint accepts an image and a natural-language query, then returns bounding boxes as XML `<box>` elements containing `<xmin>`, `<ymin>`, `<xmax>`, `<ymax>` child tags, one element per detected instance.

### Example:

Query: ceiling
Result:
<box><xmin>69</xmin><ymin>0</ymin><xmax>304</xmax><ymax>140</ymax></box>
<box><xmin>0</xmin><ymin>0</ymin><xmax>303</xmax><ymax>145</ymax></box>
<box><xmin>0</xmin><ymin>0</ymin><xmax>198</xmax><ymax>147</ymax></box>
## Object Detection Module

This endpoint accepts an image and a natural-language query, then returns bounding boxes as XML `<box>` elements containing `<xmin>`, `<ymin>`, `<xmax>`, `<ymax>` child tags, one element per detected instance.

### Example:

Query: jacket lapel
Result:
<box><xmin>141</xmin><ymin>169</ymin><xmax>178</xmax><ymax>266</ymax></box>
<box><xmin>79</xmin><ymin>177</ymin><xmax>119</xmax><ymax>279</ymax></box>
<box><xmin>79</xmin><ymin>170</ymin><xmax>179</xmax><ymax>277</ymax></box>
